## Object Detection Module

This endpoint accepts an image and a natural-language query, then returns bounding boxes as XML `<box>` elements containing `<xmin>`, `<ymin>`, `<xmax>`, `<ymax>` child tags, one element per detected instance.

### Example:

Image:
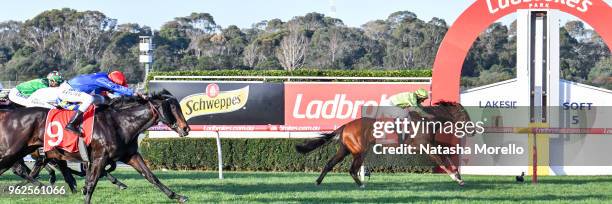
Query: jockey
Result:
<box><xmin>59</xmin><ymin>71</ymin><xmax>134</xmax><ymax>134</ymax></box>
<box><xmin>381</xmin><ymin>88</ymin><xmax>434</xmax><ymax>120</ymax></box>
<box><xmin>8</xmin><ymin>71</ymin><xmax>64</xmax><ymax>108</ymax></box>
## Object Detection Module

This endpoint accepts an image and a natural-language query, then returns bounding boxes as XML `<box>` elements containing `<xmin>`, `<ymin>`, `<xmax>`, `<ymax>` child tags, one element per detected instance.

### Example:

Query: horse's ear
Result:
<box><xmin>161</xmin><ymin>89</ymin><xmax>172</xmax><ymax>96</ymax></box>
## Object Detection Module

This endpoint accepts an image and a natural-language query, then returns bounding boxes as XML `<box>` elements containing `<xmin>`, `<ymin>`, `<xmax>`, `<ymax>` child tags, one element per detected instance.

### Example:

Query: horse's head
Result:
<box><xmin>148</xmin><ymin>90</ymin><xmax>190</xmax><ymax>137</ymax></box>
<box><xmin>434</xmin><ymin>100</ymin><xmax>471</xmax><ymax>122</ymax></box>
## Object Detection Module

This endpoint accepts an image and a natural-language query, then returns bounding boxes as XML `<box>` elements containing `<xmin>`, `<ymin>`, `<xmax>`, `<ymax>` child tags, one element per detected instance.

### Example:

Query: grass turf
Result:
<box><xmin>1</xmin><ymin>169</ymin><xmax>612</xmax><ymax>203</ymax></box>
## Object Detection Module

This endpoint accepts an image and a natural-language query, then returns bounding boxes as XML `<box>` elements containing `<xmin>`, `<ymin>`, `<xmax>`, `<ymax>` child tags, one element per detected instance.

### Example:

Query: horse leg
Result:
<box><xmin>103</xmin><ymin>162</ymin><xmax>127</xmax><ymax>189</ymax></box>
<box><xmin>105</xmin><ymin>172</ymin><xmax>128</xmax><ymax>190</ymax></box>
<box><xmin>25</xmin><ymin>157</ymin><xmax>49</xmax><ymax>186</ymax></box>
<box><xmin>70</xmin><ymin>163</ymin><xmax>85</xmax><ymax>177</ymax></box>
<box><xmin>83</xmin><ymin>156</ymin><xmax>107</xmax><ymax>204</ymax></box>
<box><xmin>11</xmin><ymin>159</ymin><xmax>32</xmax><ymax>186</ymax></box>
<box><xmin>444</xmin><ymin>156</ymin><xmax>464</xmax><ymax>185</ymax></box>
<box><xmin>55</xmin><ymin>160</ymin><xmax>78</xmax><ymax>193</ymax></box>
<box><xmin>349</xmin><ymin>153</ymin><xmax>366</xmax><ymax>188</ymax></box>
<box><xmin>125</xmin><ymin>153</ymin><xmax>187</xmax><ymax>203</ymax></box>
<box><xmin>429</xmin><ymin>154</ymin><xmax>463</xmax><ymax>186</ymax></box>
<box><xmin>316</xmin><ymin>144</ymin><xmax>348</xmax><ymax>186</ymax></box>
<box><xmin>9</xmin><ymin>158</ymin><xmax>46</xmax><ymax>187</ymax></box>
<box><xmin>45</xmin><ymin>164</ymin><xmax>57</xmax><ymax>185</ymax></box>
<box><xmin>0</xmin><ymin>151</ymin><xmax>22</xmax><ymax>176</ymax></box>
<box><xmin>0</xmin><ymin>166</ymin><xmax>9</xmax><ymax>177</ymax></box>
<box><xmin>12</xmin><ymin>158</ymin><xmax>31</xmax><ymax>175</ymax></box>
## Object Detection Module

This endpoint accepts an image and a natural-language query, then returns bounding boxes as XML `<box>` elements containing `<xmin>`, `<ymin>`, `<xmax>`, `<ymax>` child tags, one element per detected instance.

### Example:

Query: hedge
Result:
<box><xmin>140</xmin><ymin>138</ymin><xmax>434</xmax><ymax>173</ymax></box>
<box><xmin>147</xmin><ymin>69</ymin><xmax>432</xmax><ymax>82</ymax></box>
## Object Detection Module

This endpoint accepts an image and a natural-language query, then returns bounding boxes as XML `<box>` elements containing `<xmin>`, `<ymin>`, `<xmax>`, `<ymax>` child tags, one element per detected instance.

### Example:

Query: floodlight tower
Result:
<box><xmin>329</xmin><ymin>0</ymin><xmax>337</xmax><ymax>18</ymax></box>
<box><xmin>139</xmin><ymin>35</ymin><xmax>154</xmax><ymax>82</ymax></box>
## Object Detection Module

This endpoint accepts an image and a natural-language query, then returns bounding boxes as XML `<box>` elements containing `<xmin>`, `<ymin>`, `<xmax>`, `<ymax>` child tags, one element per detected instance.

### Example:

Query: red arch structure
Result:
<box><xmin>431</xmin><ymin>0</ymin><xmax>612</xmax><ymax>103</ymax></box>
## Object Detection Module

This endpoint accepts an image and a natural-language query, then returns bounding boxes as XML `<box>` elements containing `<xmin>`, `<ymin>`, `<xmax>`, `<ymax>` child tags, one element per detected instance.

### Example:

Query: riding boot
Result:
<box><xmin>65</xmin><ymin>110</ymin><xmax>84</xmax><ymax>135</ymax></box>
<box><xmin>66</xmin><ymin>110</ymin><xmax>89</xmax><ymax>162</ymax></box>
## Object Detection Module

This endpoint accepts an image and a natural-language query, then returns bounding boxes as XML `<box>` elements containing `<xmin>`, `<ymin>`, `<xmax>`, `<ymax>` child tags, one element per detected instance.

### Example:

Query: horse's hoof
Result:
<box><xmin>315</xmin><ymin>181</ymin><xmax>322</xmax><ymax>186</ymax></box>
<box><xmin>458</xmin><ymin>181</ymin><xmax>465</xmax><ymax>186</ymax></box>
<box><xmin>359</xmin><ymin>185</ymin><xmax>366</xmax><ymax>188</ymax></box>
<box><xmin>177</xmin><ymin>195</ymin><xmax>189</xmax><ymax>203</ymax></box>
<box><xmin>118</xmin><ymin>184</ymin><xmax>128</xmax><ymax>190</ymax></box>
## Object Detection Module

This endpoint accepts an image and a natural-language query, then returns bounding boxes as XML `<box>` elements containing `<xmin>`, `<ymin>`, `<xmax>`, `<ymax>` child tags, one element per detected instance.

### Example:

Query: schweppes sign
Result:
<box><xmin>180</xmin><ymin>84</ymin><xmax>249</xmax><ymax>120</ymax></box>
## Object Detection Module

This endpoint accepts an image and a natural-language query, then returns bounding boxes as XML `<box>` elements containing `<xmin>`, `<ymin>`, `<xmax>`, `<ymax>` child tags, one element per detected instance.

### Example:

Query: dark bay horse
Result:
<box><xmin>295</xmin><ymin>101</ymin><xmax>470</xmax><ymax>187</ymax></box>
<box><xmin>1</xmin><ymin>100</ymin><xmax>126</xmax><ymax>193</ymax></box>
<box><xmin>0</xmin><ymin>90</ymin><xmax>191</xmax><ymax>204</ymax></box>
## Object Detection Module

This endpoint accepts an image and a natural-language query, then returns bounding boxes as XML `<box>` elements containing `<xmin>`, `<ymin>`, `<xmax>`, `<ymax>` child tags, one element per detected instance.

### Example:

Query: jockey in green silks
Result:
<box><xmin>379</xmin><ymin>88</ymin><xmax>434</xmax><ymax>120</ymax></box>
<box><xmin>8</xmin><ymin>71</ymin><xmax>64</xmax><ymax>108</ymax></box>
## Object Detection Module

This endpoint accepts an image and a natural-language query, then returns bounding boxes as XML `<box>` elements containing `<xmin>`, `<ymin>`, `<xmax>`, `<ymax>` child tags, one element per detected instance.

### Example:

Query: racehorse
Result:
<box><xmin>0</xmin><ymin>90</ymin><xmax>191</xmax><ymax>204</ymax></box>
<box><xmin>1</xmin><ymin>98</ymin><xmax>127</xmax><ymax>193</ymax></box>
<box><xmin>295</xmin><ymin>101</ymin><xmax>470</xmax><ymax>187</ymax></box>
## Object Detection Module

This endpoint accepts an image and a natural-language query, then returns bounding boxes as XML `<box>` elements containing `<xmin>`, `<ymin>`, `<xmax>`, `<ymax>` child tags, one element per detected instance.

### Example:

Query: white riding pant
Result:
<box><xmin>58</xmin><ymin>82</ymin><xmax>93</xmax><ymax>112</ymax></box>
<box><xmin>27</xmin><ymin>87</ymin><xmax>60</xmax><ymax>109</ymax></box>
<box><xmin>8</xmin><ymin>88</ymin><xmax>31</xmax><ymax>107</ymax></box>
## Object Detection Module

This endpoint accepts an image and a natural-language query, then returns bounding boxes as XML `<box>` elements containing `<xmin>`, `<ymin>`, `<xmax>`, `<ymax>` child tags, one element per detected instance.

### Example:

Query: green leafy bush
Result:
<box><xmin>140</xmin><ymin>138</ymin><xmax>433</xmax><ymax>173</ymax></box>
<box><xmin>147</xmin><ymin>69</ymin><xmax>432</xmax><ymax>82</ymax></box>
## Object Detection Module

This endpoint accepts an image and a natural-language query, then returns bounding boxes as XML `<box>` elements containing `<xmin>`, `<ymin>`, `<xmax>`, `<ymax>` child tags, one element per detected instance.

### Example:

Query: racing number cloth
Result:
<box><xmin>44</xmin><ymin>106</ymin><xmax>95</xmax><ymax>153</ymax></box>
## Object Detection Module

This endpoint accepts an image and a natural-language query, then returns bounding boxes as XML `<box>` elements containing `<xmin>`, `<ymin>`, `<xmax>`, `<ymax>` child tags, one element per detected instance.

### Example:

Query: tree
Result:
<box><xmin>588</xmin><ymin>57</ymin><xmax>612</xmax><ymax>89</ymax></box>
<box><xmin>100</xmin><ymin>25</ymin><xmax>148</xmax><ymax>83</ymax></box>
<box><xmin>243</xmin><ymin>43</ymin><xmax>258</xmax><ymax>68</ymax></box>
<box><xmin>276</xmin><ymin>31</ymin><xmax>307</xmax><ymax>71</ymax></box>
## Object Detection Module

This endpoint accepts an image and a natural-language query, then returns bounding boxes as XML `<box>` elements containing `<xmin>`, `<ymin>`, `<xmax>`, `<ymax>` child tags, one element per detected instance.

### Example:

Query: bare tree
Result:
<box><xmin>243</xmin><ymin>43</ymin><xmax>258</xmax><ymax>68</ymax></box>
<box><xmin>276</xmin><ymin>32</ymin><xmax>307</xmax><ymax>71</ymax></box>
<box><xmin>328</xmin><ymin>27</ymin><xmax>347</xmax><ymax>64</ymax></box>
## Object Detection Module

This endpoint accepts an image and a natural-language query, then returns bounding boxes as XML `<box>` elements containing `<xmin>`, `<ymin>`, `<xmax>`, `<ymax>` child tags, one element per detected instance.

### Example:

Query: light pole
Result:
<box><xmin>139</xmin><ymin>35</ymin><xmax>154</xmax><ymax>82</ymax></box>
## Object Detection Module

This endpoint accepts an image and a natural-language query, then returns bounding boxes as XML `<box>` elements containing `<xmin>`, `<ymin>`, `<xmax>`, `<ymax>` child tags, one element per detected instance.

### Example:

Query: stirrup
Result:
<box><xmin>37</xmin><ymin>147</ymin><xmax>46</xmax><ymax>160</ymax></box>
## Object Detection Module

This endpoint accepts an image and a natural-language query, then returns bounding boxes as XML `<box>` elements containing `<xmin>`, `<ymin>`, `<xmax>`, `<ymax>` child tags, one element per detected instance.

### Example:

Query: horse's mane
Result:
<box><xmin>102</xmin><ymin>89</ymin><xmax>172</xmax><ymax>110</ymax></box>
<box><xmin>433</xmin><ymin>100</ymin><xmax>460</xmax><ymax>106</ymax></box>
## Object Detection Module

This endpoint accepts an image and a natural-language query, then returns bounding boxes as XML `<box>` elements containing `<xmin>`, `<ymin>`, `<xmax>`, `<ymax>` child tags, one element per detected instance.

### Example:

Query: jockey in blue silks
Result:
<box><xmin>58</xmin><ymin>71</ymin><xmax>134</xmax><ymax>134</ymax></box>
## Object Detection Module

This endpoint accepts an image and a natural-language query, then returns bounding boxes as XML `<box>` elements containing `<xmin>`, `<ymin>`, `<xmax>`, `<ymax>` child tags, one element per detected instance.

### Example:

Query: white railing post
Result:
<box><xmin>215</xmin><ymin>131</ymin><xmax>224</xmax><ymax>179</ymax></box>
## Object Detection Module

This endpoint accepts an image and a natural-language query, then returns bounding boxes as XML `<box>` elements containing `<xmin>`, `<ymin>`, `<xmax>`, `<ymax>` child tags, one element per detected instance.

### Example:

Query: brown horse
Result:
<box><xmin>0</xmin><ymin>91</ymin><xmax>191</xmax><ymax>204</ymax></box>
<box><xmin>295</xmin><ymin>101</ymin><xmax>470</xmax><ymax>187</ymax></box>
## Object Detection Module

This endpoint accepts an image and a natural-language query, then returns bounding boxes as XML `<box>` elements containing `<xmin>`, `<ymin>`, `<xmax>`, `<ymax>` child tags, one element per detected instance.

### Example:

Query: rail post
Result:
<box><xmin>215</xmin><ymin>131</ymin><xmax>224</xmax><ymax>179</ymax></box>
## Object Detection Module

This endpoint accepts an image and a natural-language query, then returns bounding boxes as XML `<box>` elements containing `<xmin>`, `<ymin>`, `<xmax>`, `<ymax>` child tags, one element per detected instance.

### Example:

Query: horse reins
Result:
<box><xmin>147</xmin><ymin>100</ymin><xmax>178</xmax><ymax>129</ymax></box>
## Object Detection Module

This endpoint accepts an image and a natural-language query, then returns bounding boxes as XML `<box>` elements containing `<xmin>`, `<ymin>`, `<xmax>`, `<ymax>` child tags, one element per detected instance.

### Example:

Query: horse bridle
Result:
<box><xmin>147</xmin><ymin>99</ymin><xmax>178</xmax><ymax>129</ymax></box>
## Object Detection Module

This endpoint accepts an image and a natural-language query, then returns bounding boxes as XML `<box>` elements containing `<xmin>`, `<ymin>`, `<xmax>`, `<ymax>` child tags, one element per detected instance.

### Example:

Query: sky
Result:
<box><xmin>0</xmin><ymin>0</ymin><xmax>610</xmax><ymax>29</ymax></box>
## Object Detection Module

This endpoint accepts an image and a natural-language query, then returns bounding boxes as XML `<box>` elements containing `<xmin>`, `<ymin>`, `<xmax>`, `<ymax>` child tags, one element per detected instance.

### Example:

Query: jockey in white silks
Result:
<box><xmin>27</xmin><ymin>87</ymin><xmax>62</xmax><ymax>109</ymax></box>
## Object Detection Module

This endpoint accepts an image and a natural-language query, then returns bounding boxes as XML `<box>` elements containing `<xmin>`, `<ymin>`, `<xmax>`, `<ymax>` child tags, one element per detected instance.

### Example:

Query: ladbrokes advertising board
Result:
<box><xmin>149</xmin><ymin>81</ymin><xmax>284</xmax><ymax>125</ymax></box>
<box><xmin>284</xmin><ymin>82</ymin><xmax>430</xmax><ymax>130</ymax></box>
<box><xmin>149</xmin><ymin>81</ymin><xmax>429</xmax><ymax>130</ymax></box>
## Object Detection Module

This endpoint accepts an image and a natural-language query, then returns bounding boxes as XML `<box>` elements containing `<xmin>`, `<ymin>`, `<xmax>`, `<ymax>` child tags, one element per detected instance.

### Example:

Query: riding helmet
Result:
<box><xmin>415</xmin><ymin>88</ymin><xmax>429</xmax><ymax>99</ymax></box>
<box><xmin>108</xmin><ymin>71</ymin><xmax>128</xmax><ymax>87</ymax></box>
<box><xmin>46</xmin><ymin>71</ymin><xmax>64</xmax><ymax>84</ymax></box>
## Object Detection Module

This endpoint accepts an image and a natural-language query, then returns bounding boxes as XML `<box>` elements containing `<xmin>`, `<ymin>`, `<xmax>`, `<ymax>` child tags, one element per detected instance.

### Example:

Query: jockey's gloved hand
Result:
<box><xmin>135</xmin><ymin>92</ymin><xmax>147</xmax><ymax>99</ymax></box>
<box><xmin>107</xmin><ymin>92</ymin><xmax>121</xmax><ymax>99</ymax></box>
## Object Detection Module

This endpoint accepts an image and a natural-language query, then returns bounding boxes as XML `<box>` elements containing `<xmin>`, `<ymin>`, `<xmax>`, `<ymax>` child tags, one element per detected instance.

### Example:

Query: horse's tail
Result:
<box><xmin>295</xmin><ymin>126</ymin><xmax>343</xmax><ymax>154</ymax></box>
